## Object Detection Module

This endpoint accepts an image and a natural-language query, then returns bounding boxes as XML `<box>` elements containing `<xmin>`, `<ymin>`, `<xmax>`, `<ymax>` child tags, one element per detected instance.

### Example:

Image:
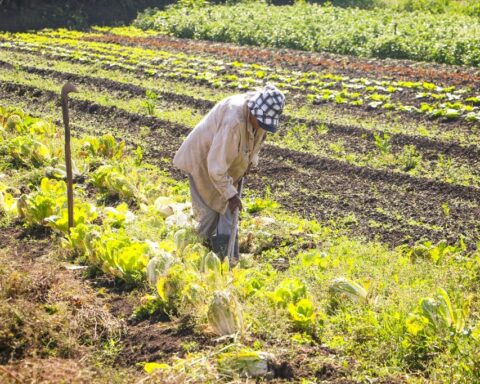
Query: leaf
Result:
<box><xmin>406</xmin><ymin>313</ymin><xmax>429</xmax><ymax>336</ymax></box>
<box><xmin>144</xmin><ymin>362</ymin><xmax>169</xmax><ymax>374</ymax></box>
<box><xmin>288</xmin><ymin>298</ymin><xmax>316</xmax><ymax>329</ymax></box>
<box><xmin>329</xmin><ymin>277</ymin><xmax>368</xmax><ymax>304</ymax></box>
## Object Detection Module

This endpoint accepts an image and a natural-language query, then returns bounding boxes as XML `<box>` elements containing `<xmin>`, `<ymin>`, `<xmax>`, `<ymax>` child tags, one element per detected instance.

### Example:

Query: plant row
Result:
<box><xmin>1</xmin><ymin>104</ymin><xmax>480</xmax><ymax>381</ymax></box>
<box><xmin>134</xmin><ymin>2</ymin><xmax>480</xmax><ymax>67</ymax></box>
<box><xmin>1</xmin><ymin>55</ymin><xmax>479</xmax><ymax>191</ymax></box>
<box><xmin>1</xmin><ymin>30</ymin><xmax>479</xmax><ymax>123</ymax></box>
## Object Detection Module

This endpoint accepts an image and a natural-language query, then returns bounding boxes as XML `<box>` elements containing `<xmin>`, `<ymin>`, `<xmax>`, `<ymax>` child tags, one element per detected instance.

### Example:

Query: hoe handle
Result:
<box><xmin>61</xmin><ymin>82</ymin><xmax>78</xmax><ymax>231</ymax></box>
<box><xmin>227</xmin><ymin>178</ymin><xmax>244</xmax><ymax>264</ymax></box>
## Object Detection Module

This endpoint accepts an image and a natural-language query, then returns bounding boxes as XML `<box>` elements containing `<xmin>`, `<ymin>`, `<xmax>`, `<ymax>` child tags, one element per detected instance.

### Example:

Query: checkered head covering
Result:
<box><xmin>247</xmin><ymin>84</ymin><xmax>285</xmax><ymax>133</ymax></box>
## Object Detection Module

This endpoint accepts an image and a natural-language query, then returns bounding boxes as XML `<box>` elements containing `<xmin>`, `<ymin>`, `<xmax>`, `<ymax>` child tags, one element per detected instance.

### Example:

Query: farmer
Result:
<box><xmin>173</xmin><ymin>84</ymin><xmax>285</xmax><ymax>260</ymax></box>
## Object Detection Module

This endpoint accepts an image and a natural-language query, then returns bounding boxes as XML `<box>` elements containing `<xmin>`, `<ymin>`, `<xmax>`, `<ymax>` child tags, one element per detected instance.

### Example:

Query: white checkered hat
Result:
<box><xmin>247</xmin><ymin>84</ymin><xmax>285</xmax><ymax>133</ymax></box>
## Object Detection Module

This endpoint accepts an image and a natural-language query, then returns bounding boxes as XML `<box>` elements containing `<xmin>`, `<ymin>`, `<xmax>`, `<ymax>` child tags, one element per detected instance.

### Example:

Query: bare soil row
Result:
<box><xmin>3</xmin><ymin>59</ymin><xmax>480</xmax><ymax>169</ymax></box>
<box><xmin>2</xmin><ymin>80</ymin><xmax>479</xmax><ymax>247</ymax></box>
<box><xmin>2</xmin><ymin>44</ymin><xmax>479</xmax><ymax>131</ymax></box>
<box><xmin>87</xmin><ymin>33</ymin><xmax>480</xmax><ymax>88</ymax></box>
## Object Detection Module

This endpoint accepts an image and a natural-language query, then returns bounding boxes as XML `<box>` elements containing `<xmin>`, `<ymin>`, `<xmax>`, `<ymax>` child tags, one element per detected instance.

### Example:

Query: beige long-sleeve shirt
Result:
<box><xmin>173</xmin><ymin>93</ymin><xmax>266</xmax><ymax>214</ymax></box>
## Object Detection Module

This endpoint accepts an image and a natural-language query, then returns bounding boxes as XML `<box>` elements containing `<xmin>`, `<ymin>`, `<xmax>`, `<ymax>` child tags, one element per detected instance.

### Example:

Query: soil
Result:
<box><xmin>3</xmin><ymin>57</ymin><xmax>479</xmax><ymax>163</ymax></box>
<box><xmin>2</xmin><ymin>80</ymin><xmax>479</xmax><ymax>247</ymax></box>
<box><xmin>3</xmin><ymin>44</ymin><xmax>480</xmax><ymax>130</ymax></box>
<box><xmin>116</xmin><ymin>316</ymin><xmax>214</xmax><ymax>367</ymax></box>
<box><xmin>1</xmin><ymin>28</ymin><xmax>467</xmax><ymax>384</ymax></box>
<box><xmin>0</xmin><ymin>225</ymin><xmax>328</xmax><ymax>382</ymax></box>
<box><xmin>0</xmin><ymin>225</ymin><xmax>196</xmax><ymax>381</ymax></box>
<box><xmin>3</xmin><ymin>58</ymin><xmax>480</xmax><ymax>184</ymax></box>
<box><xmin>287</xmin><ymin>345</ymin><xmax>354</xmax><ymax>383</ymax></box>
<box><xmin>0</xmin><ymin>222</ymin><xmax>409</xmax><ymax>382</ymax></box>
<box><xmin>84</xmin><ymin>33</ymin><xmax>480</xmax><ymax>88</ymax></box>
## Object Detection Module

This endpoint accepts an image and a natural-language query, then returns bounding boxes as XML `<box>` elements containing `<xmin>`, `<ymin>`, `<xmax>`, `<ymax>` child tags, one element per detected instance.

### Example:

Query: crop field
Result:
<box><xmin>1</xmin><ymin>15</ymin><xmax>480</xmax><ymax>384</ymax></box>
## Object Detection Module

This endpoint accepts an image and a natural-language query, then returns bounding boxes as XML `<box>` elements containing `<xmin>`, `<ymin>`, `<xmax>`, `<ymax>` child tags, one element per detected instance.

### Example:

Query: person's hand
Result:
<box><xmin>228</xmin><ymin>194</ymin><xmax>242</xmax><ymax>213</ymax></box>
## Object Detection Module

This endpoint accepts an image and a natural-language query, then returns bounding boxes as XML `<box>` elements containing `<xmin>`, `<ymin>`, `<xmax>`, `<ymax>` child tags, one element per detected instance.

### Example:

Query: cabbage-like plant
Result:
<box><xmin>404</xmin><ymin>240</ymin><xmax>458</xmax><ymax>264</ymax></box>
<box><xmin>62</xmin><ymin>222</ymin><xmax>100</xmax><ymax>257</ymax></box>
<box><xmin>1</xmin><ymin>108</ymin><xmax>50</xmax><ymax>136</ymax></box>
<box><xmin>233</xmin><ymin>269</ymin><xmax>271</xmax><ymax>299</ymax></box>
<box><xmin>165</xmin><ymin>211</ymin><xmax>191</xmax><ymax>227</ymax></box>
<box><xmin>8</xmin><ymin>135</ymin><xmax>53</xmax><ymax>168</ymax></box>
<box><xmin>92</xmin><ymin>230</ymin><xmax>150</xmax><ymax>283</ymax></box>
<box><xmin>81</xmin><ymin>134</ymin><xmax>125</xmax><ymax>160</ymax></box>
<box><xmin>418</xmin><ymin>288</ymin><xmax>467</xmax><ymax>334</ymax></box>
<box><xmin>45</xmin><ymin>159</ymin><xmax>86</xmax><ymax>182</ymax></box>
<box><xmin>217</xmin><ymin>349</ymin><xmax>275</xmax><ymax>378</ymax></box>
<box><xmin>45</xmin><ymin>201</ymin><xmax>98</xmax><ymax>233</ymax></box>
<box><xmin>182</xmin><ymin>243</ymin><xmax>208</xmax><ymax>270</ymax></box>
<box><xmin>4</xmin><ymin>113</ymin><xmax>26</xmax><ymax>134</ymax></box>
<box><xmin>147</xmin><ymin>250</ymin><xmax>176</xmax><ymax>285</ymax></box>
<box><xmin>174</xmin><ymin>227</ymin><xmax>199</xmax><ymax>256</ymax></box>
<box><xmin>28</xmin><ymin>120</ymin><xmax>56</xmax><ymax>137</ymax></box>
<box><xmin>329</xmin><ymin>277</ymin><xmax>368</xmax><ymax>304</ymax></box>
<box><xmin>403</xmin><ymin>288</ymin><xmax>470</xmax><ymax>368</ymax></box>
<box><xmin>156</xmin><ymin>263</ymin><xmax>203</xmax><ymax>313</ymax></box>
<box><xmin>104</xmin><ymin>202</ymin><xmax>135</xmax><ymax>228</ymax></box>
<box><xmin>18</xmin><ymin>178</ymin><xmax>96</xmax><ymax>232</ymax></box>
<box><xmin>201</xmin><ymin>251</ymin><xmax>222</xmax><ymax>274</ymax></box>
<box><xmin>0</xmin><ymin>189</ymin><xmax>17</xmax><ymax>217</ymax></box>
<box><xmin>92</xmin><ymin>164</ymin><xmax>141</xmax><ymax>202</ymax></box>
<box><xmin>18</xmin><ymin>178</ymin><xmax>66</xmax><ymax>227</ymax></box>
<box><xmin>207</xmin><ymin>290</ymin><xmax>243</xmax><ymax>336</ymax></box>
<box><xmin>154</xmin><ymin>196</ymin><xmax>175</xmax><ymax>218</ymax></box>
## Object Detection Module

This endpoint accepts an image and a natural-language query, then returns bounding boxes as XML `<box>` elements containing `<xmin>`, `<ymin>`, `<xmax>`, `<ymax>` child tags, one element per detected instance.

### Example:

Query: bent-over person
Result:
<box><xmin>173</xmin><ymin>84</ymin><xmax>285</xmax><ymax>261</ymax></box>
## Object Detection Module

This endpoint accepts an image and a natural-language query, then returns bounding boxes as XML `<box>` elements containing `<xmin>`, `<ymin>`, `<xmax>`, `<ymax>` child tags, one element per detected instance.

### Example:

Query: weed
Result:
<box><xmin>143</xmin><ymin>90</ymin><xmax>159</xmax><ymax>116</ymax></box>
<box><xmin>373</xmin><ymin>132</ymin><xmax>392</xmax><ymax>154</ymax></box>
<box><xmin>400</xmin><ymin>144</ymin><xmax>422</xmax><ymax>172</ymax></box>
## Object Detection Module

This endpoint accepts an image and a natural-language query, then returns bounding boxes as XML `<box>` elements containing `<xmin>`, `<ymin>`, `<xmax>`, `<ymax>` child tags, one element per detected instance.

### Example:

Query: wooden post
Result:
<box><xmin>61</xmin><ymin>82</ymin><xmax>78</xmax><ymax>231</ymax></box>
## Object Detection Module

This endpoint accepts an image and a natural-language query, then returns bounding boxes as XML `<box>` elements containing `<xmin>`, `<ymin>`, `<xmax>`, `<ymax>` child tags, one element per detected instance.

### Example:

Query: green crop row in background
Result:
<box><xmin>134</xmin><ymin>1</ymin><xmax>480</xmax><ymax>66</ymax></box>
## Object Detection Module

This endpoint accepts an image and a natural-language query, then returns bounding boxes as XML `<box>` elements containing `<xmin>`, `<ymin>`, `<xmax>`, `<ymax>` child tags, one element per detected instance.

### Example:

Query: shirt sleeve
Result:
<box><xmin>250</xmin><ymin>131</ymin><xmax>266</xmax><ymax>168</ymax></box>
<box><xmin>207</xmin><ymin>122</ymin><xmax>241</xmax><ymax>201</ymax></box>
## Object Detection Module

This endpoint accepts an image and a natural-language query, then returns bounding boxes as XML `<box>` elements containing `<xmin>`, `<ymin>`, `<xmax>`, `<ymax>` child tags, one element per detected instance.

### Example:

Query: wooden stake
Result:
<box><xmin>61</xmin><ymin>82</ymin><xmax>78</xmax><ymax>231</ymax></box>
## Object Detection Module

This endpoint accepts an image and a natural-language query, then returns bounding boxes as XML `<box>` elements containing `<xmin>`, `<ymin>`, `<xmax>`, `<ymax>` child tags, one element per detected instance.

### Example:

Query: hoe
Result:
<box><xmin>227</xmin><ymin>177</ymin><xmax>244</xmax><ymax>265</ymax></box>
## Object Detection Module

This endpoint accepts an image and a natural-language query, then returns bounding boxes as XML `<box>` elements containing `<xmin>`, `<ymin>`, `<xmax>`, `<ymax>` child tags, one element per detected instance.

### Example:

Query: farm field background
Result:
<box><xmin>1</xmin><ymin>2</ymin><xmax>480</xmax><ymax>383</ymax></box>
<box><xmin>135</xmin><ymin>2</ymin><xmax>480</xmax><ymax>66</ymax></box>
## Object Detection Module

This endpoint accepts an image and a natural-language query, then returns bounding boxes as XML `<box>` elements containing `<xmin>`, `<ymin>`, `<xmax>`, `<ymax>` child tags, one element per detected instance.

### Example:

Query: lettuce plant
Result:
<box><xmin>287</xmin><ymin>298</ymin><xmax>317</xmax><ymax>332</ymax></box>
<box><xmin>80</xmin><ymin>134</ymin><xmax>125</xmax><ymax>161</ymax></box>
<box><xmin>268</xmin><ymin>278</ymin><xmax>307</xmax><ymax>308</ymax></box>
<box><xmin>329</xmin><ymin>277</ymin><xmax>368</xmax><ymax>304</ymax></box>
<box><xmin>104</xmin><ymin>202</ymin><xmax>135</xmax><ymax>228</ymax></box>
<box><xmin>0</xmin><ymin>187</ymin><xmax>17</xmax><ymax>217</ymax></box>
<box><xmin>92</xmin><ymin>164</ymin><xmax>141</xmax><ymax>202</ymax></box>
<box><xmin>18</xmin><ymin>178</ymin><xmax>66</xmax><ymax>227</ymax></box>
<box><xmin>92</xmin><ymin>229</ymin><xmax>150</xmax><ymax>283</ymax></box>
<box><xmin>8</xmin><ymin>135</ymin><xmax>54</xmax><ymax>168</ymax></box>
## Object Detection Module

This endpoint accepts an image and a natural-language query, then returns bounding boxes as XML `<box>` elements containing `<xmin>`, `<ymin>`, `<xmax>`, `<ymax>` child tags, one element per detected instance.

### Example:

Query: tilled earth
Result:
<box><xmin>83</xmin><ymin>33</ymin><xmax>480</xmax><ymax>87</ymax></box>
<box><xmin>2</xmin><ymin>42</ymin><xmax>480</xmax><ymax>129</ymax></box>
<box><xmin>2</xmin><ymin>80</ymin><xmax>479</xmax><ymax>247</ymax></box>
<box><xmin>3</xmin><ymin>31</ymin><xmax>471</xmax><ymax>384</ymax></box>
<box><xmin>4</xmin><ymin>58</ymin><xmax>480</xmax><ymax>156</ymax></box>
<box><xmin>0</xmin><ymin>226</ymin><xmax>354</xmax><ymax>382</ymax></box>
